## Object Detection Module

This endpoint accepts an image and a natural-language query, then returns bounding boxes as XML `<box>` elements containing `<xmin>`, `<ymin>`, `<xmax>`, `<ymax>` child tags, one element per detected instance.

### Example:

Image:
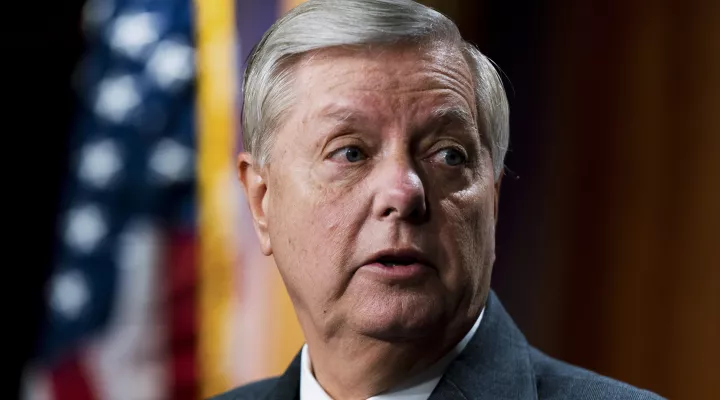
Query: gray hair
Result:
<box><xmin>241</xmin><ymin>0</ymin><xmax>509</xmax><ymax>179</ymax></box>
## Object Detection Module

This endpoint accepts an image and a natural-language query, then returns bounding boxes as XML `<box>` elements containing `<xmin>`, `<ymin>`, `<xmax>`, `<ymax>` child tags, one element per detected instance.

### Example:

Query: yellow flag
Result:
<box><xmin>196</xmin><ymin>0</ymin><xmax>306</xmax><ymax>398</ymax></box>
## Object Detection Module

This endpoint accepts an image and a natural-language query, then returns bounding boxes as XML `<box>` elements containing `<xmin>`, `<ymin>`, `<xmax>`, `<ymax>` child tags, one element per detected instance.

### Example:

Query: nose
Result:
<box><xmin>372</xmin><ymin>156</ymin><xmax>428</xmax><ymax>223</ymax></box>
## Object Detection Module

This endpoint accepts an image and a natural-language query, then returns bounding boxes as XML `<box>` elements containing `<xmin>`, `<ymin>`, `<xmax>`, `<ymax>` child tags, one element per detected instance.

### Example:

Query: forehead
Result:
<box><xmin>291</xmin><ymin>43</ymin><xmax>476</xmax><ymax>123</ymax></box>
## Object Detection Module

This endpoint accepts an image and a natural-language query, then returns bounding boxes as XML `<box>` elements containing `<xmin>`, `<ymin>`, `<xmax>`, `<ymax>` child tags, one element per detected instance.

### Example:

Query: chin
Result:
<box><xmin>349</xmin><ymin>290</ymin><xmax>447</xmax><ymax>341</ymax></box>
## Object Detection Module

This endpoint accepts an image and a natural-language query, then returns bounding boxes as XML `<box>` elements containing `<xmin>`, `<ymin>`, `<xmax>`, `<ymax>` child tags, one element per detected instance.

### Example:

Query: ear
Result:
<box><xmin>237</xmin><ymin>152</ymin><xmax>273</xmax><ymax>256</ymax></box>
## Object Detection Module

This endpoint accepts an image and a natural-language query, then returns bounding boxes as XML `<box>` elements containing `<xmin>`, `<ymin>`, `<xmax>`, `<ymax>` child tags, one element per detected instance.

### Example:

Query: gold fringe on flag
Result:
<box><xmin>195</xmin><ymin>0</ymin><xmax>238</xmax><ymax>397</ymax></box>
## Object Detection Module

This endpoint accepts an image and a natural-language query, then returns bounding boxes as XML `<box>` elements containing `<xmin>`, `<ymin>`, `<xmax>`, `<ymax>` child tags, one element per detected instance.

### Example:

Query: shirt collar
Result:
<box><xmin>300</xmin><ymin>307</ymin><xmax>485</xmax><ymax>400</ymax></box>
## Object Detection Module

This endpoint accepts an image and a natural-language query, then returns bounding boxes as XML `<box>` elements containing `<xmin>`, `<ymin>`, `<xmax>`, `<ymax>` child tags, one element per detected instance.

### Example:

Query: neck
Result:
<box><xmin>305</xmin><ymin>317</ymin><xmax>477</xmax><ymax>399</ymax></box>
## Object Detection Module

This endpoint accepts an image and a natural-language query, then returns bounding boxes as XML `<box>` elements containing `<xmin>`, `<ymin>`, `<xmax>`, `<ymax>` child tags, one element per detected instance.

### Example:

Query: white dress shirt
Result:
<box><xmin>300</xmin><ymin>307</ymin><xmax>484</xmax><ymax>400</ymax></box>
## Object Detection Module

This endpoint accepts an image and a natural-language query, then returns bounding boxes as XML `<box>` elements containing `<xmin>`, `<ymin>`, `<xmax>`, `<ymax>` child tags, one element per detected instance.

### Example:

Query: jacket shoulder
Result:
<box><xmin>207</xmin><ymin>377</ymin><xmax>279</xmax><ymax>400</ymax></box>
<box><xmin>529</xmin><ymin>347</ymin><xmax>666</xmax><ymax>400</ymax></box>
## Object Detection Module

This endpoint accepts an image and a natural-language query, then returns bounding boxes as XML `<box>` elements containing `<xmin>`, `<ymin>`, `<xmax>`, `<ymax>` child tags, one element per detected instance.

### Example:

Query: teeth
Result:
<box><xmin>382</xmin><ymin>262</ymin><xmax>398</xmax><ymax>267</ymax></box>
<box><xmin>380</xmin><ymin>260</ymin><xmax>415</xmax><ymax>266</ymax></box>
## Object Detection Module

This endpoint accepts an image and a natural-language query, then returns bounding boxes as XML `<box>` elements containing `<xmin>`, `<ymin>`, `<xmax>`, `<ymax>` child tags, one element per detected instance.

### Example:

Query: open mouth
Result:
<box><xmin>375</xmin><ymin>255</ymin><xmax>421</xmax><ymax>267</ymax></box>
<box><xmin>362</xmin><ymin>253</ymin><xmax>432</xmax><ymax>281</ymax></box>
<box><xmin>359</xmin><ymin>248</ymin><xmax>435</xmax><ymax>281</ymax></box>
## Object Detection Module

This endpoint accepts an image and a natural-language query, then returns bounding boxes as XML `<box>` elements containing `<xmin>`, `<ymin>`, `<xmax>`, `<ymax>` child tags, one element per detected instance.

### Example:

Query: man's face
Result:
<box><xmin>242</xmin><ymin>43</ymin><xmax>499</xmax><ymax>342</ymax></box>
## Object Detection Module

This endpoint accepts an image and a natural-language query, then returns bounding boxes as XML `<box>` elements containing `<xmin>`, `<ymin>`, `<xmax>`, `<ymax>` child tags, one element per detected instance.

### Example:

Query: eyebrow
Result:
<box><xmin>314</xmin><ymin>104</ymin><xmax>477</xmax><ymax>136</ymax></box>
<box><xmin>316</xmin><ymin>105</ymin><xmax>371</xmax><ymax>126</ymax></box>
<box><xmin>426</xmin><ymin>106</ymin><xmax>476</xmax><ymax>133</ymax></box>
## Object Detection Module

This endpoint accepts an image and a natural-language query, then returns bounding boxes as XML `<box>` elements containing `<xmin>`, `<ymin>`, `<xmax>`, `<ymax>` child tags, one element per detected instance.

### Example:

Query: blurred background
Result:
<box><xmin>10</xmin><ymin>0</ymin><xmax>718</xmax><ymax>399</ymax></box>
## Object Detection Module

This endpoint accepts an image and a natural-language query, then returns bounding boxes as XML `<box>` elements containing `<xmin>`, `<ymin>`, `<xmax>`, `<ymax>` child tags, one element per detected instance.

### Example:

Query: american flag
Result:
<box><xmin>21</xmin><ymin>0</ymin><xmax>310</xmax><ymax>398</ymax></box>
<box><xmin>21</xmin><ymin>0</ymin><xmax>198</xmax><ymax>398</ymax></box>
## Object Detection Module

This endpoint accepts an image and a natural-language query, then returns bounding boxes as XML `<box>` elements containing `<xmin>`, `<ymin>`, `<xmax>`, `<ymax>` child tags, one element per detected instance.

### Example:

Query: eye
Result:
<box><xmin>329</xmin><ymin>146</ymin><xmax>367</xmax><ymax>163</ymax></box>
<box><xmin>431</xmin><ymin>147</ymin><xmax>467</xmax><ymax>166</ymax></box>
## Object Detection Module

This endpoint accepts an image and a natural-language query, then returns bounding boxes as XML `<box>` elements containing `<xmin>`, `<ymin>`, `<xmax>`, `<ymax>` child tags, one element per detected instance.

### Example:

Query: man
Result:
<box><xmin>214</xmin><ymin>0</ymin><xmax>664</xmax><ymax>399</ymax></box>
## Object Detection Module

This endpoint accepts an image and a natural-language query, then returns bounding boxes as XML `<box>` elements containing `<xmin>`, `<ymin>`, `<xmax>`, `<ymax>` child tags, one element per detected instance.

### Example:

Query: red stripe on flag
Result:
<box><xmin>50</xmin><ymin>352</ymin><xmax>97</xmax><ymax>400</ymax></box>
<box><xmin>166</xmin><ymin>229</ymin><xmax>198</xmax><ymax>400</ymax></box>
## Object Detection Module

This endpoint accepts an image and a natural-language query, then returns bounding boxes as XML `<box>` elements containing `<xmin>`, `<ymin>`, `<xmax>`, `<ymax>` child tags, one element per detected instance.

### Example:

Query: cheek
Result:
<box><xmin>268</xmin><ymin>169</ymin><xmax>367</xmax><ymax>303</ymax></box>
<box><xmin>437</xmin><ymin>180</ymin><xmax>496</xmax><ymax>287</ymax></box>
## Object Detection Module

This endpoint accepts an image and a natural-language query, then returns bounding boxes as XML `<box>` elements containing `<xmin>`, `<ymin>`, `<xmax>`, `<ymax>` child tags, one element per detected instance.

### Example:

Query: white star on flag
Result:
<box><xmin>78</xmin><ymin>138</ymin><xmax>124</xmax><ymax>188</ymax></box>
<box><xmin>94</xmin><ymin>74</ymin><xmax>141</xmax><ymax>123</ymax></box>
<box><xmin>108</xmin><ymin>11</ymin><xmax>161</xmax><ymax>59</ymax></box>
<box><xmin>148</xmin><ymin>138</ymin><xmax>193</xmax><ymax>183</ymax></box>
<box><xmin>50</xmin><ymin>269</ymin><xmax>90</xmax><ymax>320</ymax></box>
<box><xmin>65</xmin><ymin>204</ymin><xmax>108</xmax><ymax>254</ymax></box>
<box><xmin>146</xmin><ymin>38</ymin><xmax>195</xmax><ymax>91</ymax></box>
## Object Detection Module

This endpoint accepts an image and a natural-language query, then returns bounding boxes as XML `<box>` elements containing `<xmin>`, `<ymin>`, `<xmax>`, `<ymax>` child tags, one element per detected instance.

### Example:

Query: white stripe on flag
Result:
<box><xmin>84</xmin><ymin>220</ymin><xmax>168</xmax><ymax>400</ymax></box>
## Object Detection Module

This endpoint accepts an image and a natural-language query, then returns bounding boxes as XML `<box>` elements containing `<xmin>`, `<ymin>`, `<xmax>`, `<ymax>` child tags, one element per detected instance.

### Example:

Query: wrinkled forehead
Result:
<box><xmin>291</xmin><ymin>43</ymin><xmax>477</xmax><ymax>126</ymax></box>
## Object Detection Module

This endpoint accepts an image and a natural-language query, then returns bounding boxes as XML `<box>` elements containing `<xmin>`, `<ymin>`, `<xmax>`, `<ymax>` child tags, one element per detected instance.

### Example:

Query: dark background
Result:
<box><xmin>6</xmin><ymin>0</ymin><xmax>87</xmax><ymax>397</ymax></box>
<box><xmin>11</xmin><ymin>0</ymin><xmax>719</xmax><ymax>399</ymax></box>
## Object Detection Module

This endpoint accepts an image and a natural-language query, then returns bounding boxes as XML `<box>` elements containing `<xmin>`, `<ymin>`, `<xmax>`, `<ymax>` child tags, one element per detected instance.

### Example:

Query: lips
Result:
<box><xmin>365</xmin><ymin>249</ymin><xmax>434</xmax><ymax>269</ymax></box>
<box><xmin>358</xmin><ymin>248</ymin><xmax>435</xmax><ymax>281</ymax></box>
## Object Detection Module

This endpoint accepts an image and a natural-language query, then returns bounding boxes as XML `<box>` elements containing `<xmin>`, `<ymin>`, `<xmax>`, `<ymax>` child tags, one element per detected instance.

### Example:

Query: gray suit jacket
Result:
<box><xmin>210</xmin><ymin>290</ymin><xmax>665</xmax><ymax>399</ymax></box>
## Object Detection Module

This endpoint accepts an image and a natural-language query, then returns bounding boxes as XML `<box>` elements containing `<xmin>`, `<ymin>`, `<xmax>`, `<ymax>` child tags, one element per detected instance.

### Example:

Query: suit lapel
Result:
<box><xmin>429</xmin><ymin>291</ymin><xmax>539</xmax><ymax>400</ymax></box>
<box><xmin>264</xmin><ymin>352</ymin><xmax>302</xmax><ymax>400</ymax></box>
